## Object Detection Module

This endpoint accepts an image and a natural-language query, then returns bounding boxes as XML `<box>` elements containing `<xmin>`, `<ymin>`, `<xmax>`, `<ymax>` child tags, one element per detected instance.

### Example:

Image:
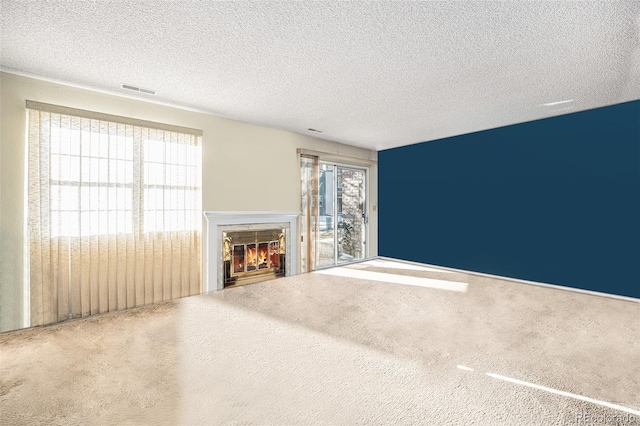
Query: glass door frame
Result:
<box><xmin>317</xmin><ymin>160</ymin><xmax>368</xmax><ymax>269</ymax></box>
<box><xmin>337</xmin><ymin>163</ymin><xmax>368</xmax><ymax>266</ymax></box>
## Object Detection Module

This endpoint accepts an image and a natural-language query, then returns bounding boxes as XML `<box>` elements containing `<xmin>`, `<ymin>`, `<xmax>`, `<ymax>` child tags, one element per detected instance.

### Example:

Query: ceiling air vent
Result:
<box><xmin>121</xmin><ymin>84</ymin><xmax>156</xmax><ymax>95</ymax></box>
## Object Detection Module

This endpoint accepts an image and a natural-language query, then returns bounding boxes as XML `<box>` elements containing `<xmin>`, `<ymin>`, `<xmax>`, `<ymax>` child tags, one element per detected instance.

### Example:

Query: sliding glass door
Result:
<box><xmin>301</xmin><ymin>156</ymin><xmax>366</xmax><ymax>271</ymax></box>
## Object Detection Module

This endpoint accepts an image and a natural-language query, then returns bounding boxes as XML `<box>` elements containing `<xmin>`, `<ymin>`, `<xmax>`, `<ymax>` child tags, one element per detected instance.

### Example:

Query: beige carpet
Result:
<box><xmin>1</xmin><ymin>259</ymin><xmax>638</xmax><ymax>425</ymax></box>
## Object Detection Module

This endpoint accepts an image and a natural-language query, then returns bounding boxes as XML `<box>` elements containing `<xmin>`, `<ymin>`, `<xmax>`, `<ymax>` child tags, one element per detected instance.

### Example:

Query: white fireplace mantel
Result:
<box><xmin>203</xmin><ymin>211</ymin><xmax>300</xmax><ymax>292</ymax></box>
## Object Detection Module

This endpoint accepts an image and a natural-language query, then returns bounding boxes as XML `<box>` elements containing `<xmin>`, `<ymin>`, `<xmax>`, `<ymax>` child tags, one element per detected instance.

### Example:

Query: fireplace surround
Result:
<box><xmin>204</xmin><ymin>211</ymin><xmax>299</xmax><ymax>291</ymax></box>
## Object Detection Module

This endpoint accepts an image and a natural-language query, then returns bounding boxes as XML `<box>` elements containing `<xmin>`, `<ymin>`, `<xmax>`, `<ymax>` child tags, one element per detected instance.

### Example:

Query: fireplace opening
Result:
<box><xmin>223</xmin><ymin>229</ymin><xmax>285</xmax><ymax>287</ymax></box>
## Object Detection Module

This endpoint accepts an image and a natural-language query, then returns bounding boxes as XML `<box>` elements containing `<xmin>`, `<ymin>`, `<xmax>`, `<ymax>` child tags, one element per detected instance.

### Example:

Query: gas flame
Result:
<box><xmin>246</xmin><ymin>246</ymin><xmax>257</xmax><ymax>266</ymax></box>
<box><xmin>258</xmin><ymin>249</ymin><xmax>268</xmax><ymax>265</ymax></box>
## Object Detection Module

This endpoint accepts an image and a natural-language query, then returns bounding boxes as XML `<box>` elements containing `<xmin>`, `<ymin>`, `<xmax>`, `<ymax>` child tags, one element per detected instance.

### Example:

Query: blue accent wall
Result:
<box><xmin>379</xmin><ymin>100</ymin><xmax>640</xmax><ymax>298</ymax></box>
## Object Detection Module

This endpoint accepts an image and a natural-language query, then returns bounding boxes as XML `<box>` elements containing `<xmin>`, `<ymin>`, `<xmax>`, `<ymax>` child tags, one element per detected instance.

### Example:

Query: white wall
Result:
<box><xmin>0</xmin><ymin>72</ymin><xmax>378</xmax><ymax>332</ymax></box>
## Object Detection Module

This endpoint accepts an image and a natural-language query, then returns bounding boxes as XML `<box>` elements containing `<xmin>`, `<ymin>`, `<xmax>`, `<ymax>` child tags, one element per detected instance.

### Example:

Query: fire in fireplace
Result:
<box><xmin>223</xmin><ymin>229</ymin><xmax>285</xmax><ymax>287</ymax></box>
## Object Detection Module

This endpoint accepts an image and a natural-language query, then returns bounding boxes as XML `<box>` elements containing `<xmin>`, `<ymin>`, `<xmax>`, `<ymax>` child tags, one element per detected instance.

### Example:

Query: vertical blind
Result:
<box><xmin>300</xmin><ymin>154</ymin><xmax>319</xmax><ymax>272</ymax></box>
<box><xmin>27</xmin><ymin>101</ymin><xmax>202</xmax><ymax>326</ymax></box>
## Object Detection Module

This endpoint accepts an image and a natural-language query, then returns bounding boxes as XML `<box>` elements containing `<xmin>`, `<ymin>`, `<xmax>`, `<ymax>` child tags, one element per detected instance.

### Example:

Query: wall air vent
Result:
<box><xmin>121</xmin><ymin>84</ymin><xmax>156</xmax><ymax>95</ymax></box>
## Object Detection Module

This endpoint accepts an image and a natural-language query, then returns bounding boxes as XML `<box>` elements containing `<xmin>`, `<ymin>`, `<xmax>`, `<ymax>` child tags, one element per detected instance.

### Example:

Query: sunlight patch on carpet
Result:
<box><xmin>486</xmin><ymin>372</ymin><xmax>640</xmax><ymax>416</ymax></box>
<box><xmin>360</xmin><ymin>259</ymin><xmax>454</xmax><ymax>273</ymax></box>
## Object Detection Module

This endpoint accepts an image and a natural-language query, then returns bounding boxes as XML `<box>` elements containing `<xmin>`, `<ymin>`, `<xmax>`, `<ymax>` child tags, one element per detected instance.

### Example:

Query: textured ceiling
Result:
<box><xmin>2</xmin><ymin>1</ymin><xmax>639</xmax><ymax>151</ymax></box>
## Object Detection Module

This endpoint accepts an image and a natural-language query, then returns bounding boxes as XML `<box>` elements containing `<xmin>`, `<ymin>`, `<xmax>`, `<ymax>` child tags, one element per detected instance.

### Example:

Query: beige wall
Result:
<box><xmin>0</xmin><ymin>72</ymin><xmax>378</xmax><ymax>332</ymax></box>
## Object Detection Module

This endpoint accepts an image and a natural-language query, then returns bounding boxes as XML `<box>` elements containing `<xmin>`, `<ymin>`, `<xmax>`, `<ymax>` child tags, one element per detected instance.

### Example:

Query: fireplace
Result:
<box><xmin>223</xmin><ymin>228</ymin><xmax>286</xmax><ymax>287</ymax></box>
<box><xmin>204</xmin><ymin>211</ymin><xmax>299</xmax><ymax>291</ymax></box>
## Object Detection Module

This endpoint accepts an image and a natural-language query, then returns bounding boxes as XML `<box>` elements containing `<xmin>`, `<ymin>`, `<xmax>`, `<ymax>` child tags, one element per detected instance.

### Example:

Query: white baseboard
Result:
<box><xmin>375</xmin><ymin>256</ymin><xmax>639</xmax><ymax>303</ymax></box>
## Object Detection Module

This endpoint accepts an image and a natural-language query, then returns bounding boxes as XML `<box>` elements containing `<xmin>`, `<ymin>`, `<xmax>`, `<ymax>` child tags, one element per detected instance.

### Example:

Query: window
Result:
<box><xmin>47</xmin><ymin>118</ymin><xmax>200</xmax><ymax>237</ymax></box>
<box><xmin>27</xmin><ymin>101</ymin><xmax>202</xmax><ymax>327</ymax></box>
<box><xmin>142</xmin><ymin>135</ymin><xmax>200</xmax><ymax>233</ymax></box>
<box><xmin>49</xmin><ymin>120</ymin><xmax>134</xmax><ymax>236</ymax></box>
